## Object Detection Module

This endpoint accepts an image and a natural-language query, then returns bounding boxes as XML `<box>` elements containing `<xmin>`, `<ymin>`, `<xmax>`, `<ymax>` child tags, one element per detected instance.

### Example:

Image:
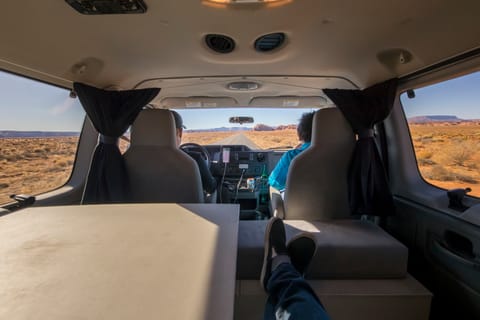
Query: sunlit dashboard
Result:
<box><xmin>205</xmin><ymin>145</ymin><xmax>283</xmax><ymax>177</ymax></box>
<box><xmin>203</xmin><ymin>144</ymin><xmax>285</xmax><ymax>219</ymax></box>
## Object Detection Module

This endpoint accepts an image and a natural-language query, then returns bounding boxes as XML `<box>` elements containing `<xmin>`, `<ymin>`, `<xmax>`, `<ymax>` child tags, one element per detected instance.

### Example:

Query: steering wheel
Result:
<box><xmin>180</xmin><ymin>143</ymin><xmax>211</xmax><ymax>168</ymax></box>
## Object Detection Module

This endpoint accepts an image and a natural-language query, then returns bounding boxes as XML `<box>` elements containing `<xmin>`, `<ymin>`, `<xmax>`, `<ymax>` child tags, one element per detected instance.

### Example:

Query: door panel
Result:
<box><xmin>388</xmin><ymin>197</ymin><xmax>480</xmax><ymax>319</ymax></box>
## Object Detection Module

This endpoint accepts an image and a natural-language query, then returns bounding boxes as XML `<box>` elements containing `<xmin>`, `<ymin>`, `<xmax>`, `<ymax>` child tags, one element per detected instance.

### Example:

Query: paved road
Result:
<box><xmin>213</xmin><ymin>133</ymin><xmax>260</xmax><ymax>150</ymax></box>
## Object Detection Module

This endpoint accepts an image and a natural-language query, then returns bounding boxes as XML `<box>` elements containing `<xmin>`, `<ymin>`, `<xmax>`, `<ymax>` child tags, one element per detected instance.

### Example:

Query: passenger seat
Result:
<box><xmin>124</xmin><ymin>109</ymin><xmax>204</xmax><ymax>203</ymax></box>
<box><xmin>273</xmin><ymin>107</ymin><xmax>356</xmax><ymax>220</ymax></box>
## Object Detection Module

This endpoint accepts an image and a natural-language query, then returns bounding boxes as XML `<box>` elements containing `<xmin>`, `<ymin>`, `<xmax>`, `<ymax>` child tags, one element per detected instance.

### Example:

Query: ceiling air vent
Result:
<box><xmin>254</xmin><ymin>32</ymin><xmax>286</xmax><ymax>52</ymax></box>
<box><xmin>65</xmin><ymin>0</ymin><xmax>147</xmax><ymax>15</ymax></box>
<box><xmin>205</xmin><ymin>34</ymin><xmax>236</xmax><ymax>54</ymax></box>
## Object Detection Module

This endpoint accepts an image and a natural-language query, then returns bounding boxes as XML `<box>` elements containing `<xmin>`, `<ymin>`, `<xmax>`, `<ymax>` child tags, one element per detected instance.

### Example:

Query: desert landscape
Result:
<box><xmin>0</xmin><ymin>137</ymin><xmax>79</xmax><ymax>205</ymax></box>
<box><xmin>182</xmin><ymin>129</ymin><xmax>299</xmax><ymax>149</ymax></box>
<box><xmin>1</xmin><ymin>122</ymin><xmax>479</xmax><ymax>205</ymax></box>
<box><xmin>409</xmin><ymin>122</ymin><xmax>480</xmax><ymax>197</ymax></box>
<box><xmin>0</xmin><ymin>130</ymin><xmax>299</xmax><ymax>205</ymax></box>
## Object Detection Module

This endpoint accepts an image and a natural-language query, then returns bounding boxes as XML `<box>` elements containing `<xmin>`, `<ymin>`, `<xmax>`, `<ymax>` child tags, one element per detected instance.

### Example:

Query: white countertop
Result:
<box><xmin>0</xmin><ymin>203</ymin><xmax>239</xmax><ymax>320</ymax></box>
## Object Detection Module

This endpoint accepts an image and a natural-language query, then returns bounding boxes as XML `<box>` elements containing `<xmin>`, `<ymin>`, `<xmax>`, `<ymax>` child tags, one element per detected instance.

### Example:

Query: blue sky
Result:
<box><xmin>0</xmin><ymin>71</ymin><xmax>85</xmax><ymax>131</ymax></box>
<box><xmin>1</xmin><ymin>70</ymin><xmax>479</xmax><ymax>131</ymax></box>
<box><xmin>401</xmin><ymin>71</ymin><xmax>480</xmax><ymax>119</ymax></box>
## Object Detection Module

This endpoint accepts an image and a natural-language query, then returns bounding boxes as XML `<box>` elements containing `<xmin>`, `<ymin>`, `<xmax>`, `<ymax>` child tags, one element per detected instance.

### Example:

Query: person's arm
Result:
<box><xmin>189</xmin><ymin>152</ymin><xmax>217</xmax><ymax>194</ymax></box>
<box><xmin>268</xmin><ymin>151</ymin><xmax>295</xmax><ymax>192</ymax></box>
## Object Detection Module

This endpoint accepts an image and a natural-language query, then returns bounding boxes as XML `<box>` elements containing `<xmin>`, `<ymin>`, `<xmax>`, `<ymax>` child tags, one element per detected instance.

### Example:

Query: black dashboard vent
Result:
<box><xmin>65</xmin><ymin>0</ymin><xmax>147</xmax><ymax>15</ymax></box>
<box><xmin>205</xmin><ymin>34</ymin><xmax>236</xmax><ymax>54</ymax></box>
<box><xmin>254</xmin><ymin>32</ymin><xmax>286</xmax><ymax>52</ymax></box>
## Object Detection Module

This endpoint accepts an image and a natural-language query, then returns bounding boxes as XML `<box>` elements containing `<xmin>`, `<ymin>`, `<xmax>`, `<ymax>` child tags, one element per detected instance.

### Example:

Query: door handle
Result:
<box><xmin>430</xmin><ymin>238</ymin><xmax>480</xmax><ymax>297</ymax></box>
<box><xmin>444</xmin><ymin>230</ymin><xmax>475</xmax><ymax>260</ymax></box>
<box><xmin>432</xmin><ymin>239</ymin><xmax>479</xmax><ymax>269</ymax></box>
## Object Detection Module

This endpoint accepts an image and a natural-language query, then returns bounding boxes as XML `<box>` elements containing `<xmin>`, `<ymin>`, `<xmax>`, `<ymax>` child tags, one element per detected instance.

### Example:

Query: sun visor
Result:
<box><xmin>249</xmin><ymin>96</ymin><xmax>329</xmax><ymax>108</ymax></box>
<box><xmin>160</xmin><ymin>97</ymin><xmax>238</xmax><ymax>108</ymax></box>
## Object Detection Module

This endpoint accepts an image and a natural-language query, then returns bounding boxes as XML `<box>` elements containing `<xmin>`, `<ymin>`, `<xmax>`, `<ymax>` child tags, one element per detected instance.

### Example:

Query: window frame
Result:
<box><xmin>398</xmin><ymin>71</ymin><xmax>480</xmax><ymax>200</ymax></box>
<box><xmin>385</xmin><ymin>59</ymin><xmax>480</xmax><ymax>219</ymax></box>
<box><xmin>0</xmin><ymin>70</ymin><xmax>89</xmax><ymax>207</ymax></box>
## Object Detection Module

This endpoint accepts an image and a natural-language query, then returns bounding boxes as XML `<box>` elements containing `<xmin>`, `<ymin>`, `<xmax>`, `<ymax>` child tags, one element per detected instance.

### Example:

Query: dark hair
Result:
<box><xmin>297</xmin><ymin>111</ymin><xmax>315</xmax><ymax>142</ymax></box>
<box><xmin>170</xmin><ymin>110</ymin><xmax>186</xmax><ymax>129</ymax></box>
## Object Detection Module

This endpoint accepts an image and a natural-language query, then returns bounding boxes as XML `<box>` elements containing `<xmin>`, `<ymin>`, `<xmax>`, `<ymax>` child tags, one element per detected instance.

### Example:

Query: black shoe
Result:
<box><xmin>260</xmin><ymin>217</ymin><xmax>287</xmax><ymax>291</ymax></box>
<box><xmin>287</xmin><ymin>232</ymin><xmax>317</xmax><ymax>276</ymax></box>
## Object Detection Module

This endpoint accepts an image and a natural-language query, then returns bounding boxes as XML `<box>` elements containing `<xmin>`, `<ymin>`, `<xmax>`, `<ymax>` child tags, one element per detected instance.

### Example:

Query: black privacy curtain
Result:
<box><xmin>74</xmin><ymin>83</ymin><xmax>160</xmax><ymax>204</ymax></box>
<box><xmin>324</xmin><ymin>78</ymin><xmax>398</xmax><ymax>217</ymax></box>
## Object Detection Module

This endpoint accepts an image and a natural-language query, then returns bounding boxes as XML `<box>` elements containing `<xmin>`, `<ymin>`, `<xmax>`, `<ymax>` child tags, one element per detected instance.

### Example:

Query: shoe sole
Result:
<box><xmin>287</xmin><ymin>232</ymin><xmax>317</xmax><ymax>276</ymax></box>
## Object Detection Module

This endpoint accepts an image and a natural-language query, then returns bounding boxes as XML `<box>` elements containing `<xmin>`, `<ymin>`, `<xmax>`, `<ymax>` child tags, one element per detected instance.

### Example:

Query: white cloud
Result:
<box><xmin>50</xmin><ymin>97</ymin><xmax>75</xmax><ymax>116</ymax></box>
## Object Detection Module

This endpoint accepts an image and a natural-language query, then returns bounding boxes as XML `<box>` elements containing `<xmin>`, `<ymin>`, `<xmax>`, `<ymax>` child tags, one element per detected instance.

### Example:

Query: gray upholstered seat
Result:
<box><xmin>236</xmin><ymin>219</ymin><xmax>408</xmax><ymax>279</ymax></box>
<box><xmin>124</xmin><ymin>109</ymin><xmax>203</xmax><ymax>203</ymax></box>
<box><xmin>260</xmin><ymin>108</ymin><xmax>410</xmax><ymax>282</ymax></box>
<box><xmin>279</xmin><ymin>107</ymin><xmax>356</xmax><ymax>220</ymax></box>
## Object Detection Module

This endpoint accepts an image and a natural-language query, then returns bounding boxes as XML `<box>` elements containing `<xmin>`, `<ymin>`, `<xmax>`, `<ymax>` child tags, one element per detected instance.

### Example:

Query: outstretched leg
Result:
<box><xmin>261</xmin><ymin>218</ymin><xmax>330</xmax><ymax>320</ymax></box>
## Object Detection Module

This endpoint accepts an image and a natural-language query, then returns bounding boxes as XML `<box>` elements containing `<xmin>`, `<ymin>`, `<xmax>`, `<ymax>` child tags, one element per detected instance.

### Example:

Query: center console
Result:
<box><xmin>220</xmin><ymin>176</ymin><xmax>269</xmax><ymax>220</ymax></box>
<box><xmin>206</xmin><ymin>145</ymin><xmax>283</xmax><ymax>220</ymax></box>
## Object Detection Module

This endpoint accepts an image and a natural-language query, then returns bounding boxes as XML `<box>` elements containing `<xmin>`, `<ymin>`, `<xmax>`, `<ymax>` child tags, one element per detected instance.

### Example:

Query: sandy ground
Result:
<box><xmin>1</xmin><ymin>124</ymin><xmax>479</xmax><ymax>205</ymax></box>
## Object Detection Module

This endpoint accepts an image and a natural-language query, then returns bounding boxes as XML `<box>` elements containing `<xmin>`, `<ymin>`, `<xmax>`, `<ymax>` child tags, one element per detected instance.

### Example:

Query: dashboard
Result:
<box><xmin>199</xmin><ymin>144</ymin><xmax>286</xmax><ymax>219</ymax></box>
<box><xmin>205</xmin><ymin>145</ymin><xmax>283</xmax><ymax>178</ymax></box>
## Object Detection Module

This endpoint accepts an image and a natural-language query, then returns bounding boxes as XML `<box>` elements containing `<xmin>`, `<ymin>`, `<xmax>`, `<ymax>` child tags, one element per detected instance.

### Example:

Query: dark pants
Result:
<box><xmin>264</xmin><ymin>263</ymin><xmax>330</xmax><ymax>320</ymax></box>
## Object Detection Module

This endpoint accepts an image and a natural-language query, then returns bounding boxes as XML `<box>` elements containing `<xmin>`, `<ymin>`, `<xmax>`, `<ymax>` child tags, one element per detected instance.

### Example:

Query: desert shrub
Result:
<box><xmin>417</xmin><ymin>148</ymin><xmax>436</xmax><ymax>165</ymax></box>
<box><xmin>426</xmin><ymin>165</ymin><xmax>455</xmax><ymax>181</ymax></box>
<box><xmin>447</xmin><ymin>144</ymin><xmax>476</xmax><ymax>166</ymax></box>
<box><xmin>56</xmin><ymin>160</ymin><xmax>69</xmax><ymax>167</ymax></box>
<box><xmin>417</xmin><ymin>150</ymin><xmax>433</xmax><ymax>159</ymax></box>
<box><xmin>418</xmin><ymin>158</ymin><xmax>436</xmax><ymax>166</ymax></box>
<box><xmin>456</xmin><ymin>174</ymin><xmax>477</xmax><ymax>184</ymax></box>
<box><xmin>6</xmin><ymin>154</ymin><xmax>23</xmax><ymax>161</ymax></box>
<box><xmin>46</xmin><ymin>166</ymin><xmax>62</xmax><ymax>173</ymax></box>
<box><xmin>466</xmin><ymin>162</ymin><xmax>478</xmax><ymax>170</ymax></box>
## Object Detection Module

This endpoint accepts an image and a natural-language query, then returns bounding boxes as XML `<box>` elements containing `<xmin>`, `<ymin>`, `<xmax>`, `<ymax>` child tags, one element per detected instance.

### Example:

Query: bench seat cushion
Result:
<box><xmin>237</xmin><ymin>219</ymin><xmax>408</xmax><ymax>279</ymax></box>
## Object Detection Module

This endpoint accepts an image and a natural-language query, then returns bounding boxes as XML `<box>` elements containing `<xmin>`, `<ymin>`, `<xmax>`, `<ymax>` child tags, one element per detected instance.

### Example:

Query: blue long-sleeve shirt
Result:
<box><xmin>268</xmin><ymin>142</ymin><xmax>311</xmax><ymax>191</ymax></box>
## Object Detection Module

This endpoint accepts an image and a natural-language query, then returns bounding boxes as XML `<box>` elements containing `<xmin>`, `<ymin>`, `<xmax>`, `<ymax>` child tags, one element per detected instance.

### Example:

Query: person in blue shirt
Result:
<box><xmin>269</xmin><ymin>112</ymin><xmax>315</xmax><ymax>192</ymax></box>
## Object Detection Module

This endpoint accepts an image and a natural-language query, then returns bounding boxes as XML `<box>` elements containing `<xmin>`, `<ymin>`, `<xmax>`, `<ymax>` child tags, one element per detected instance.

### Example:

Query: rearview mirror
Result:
<box><xmin>229</xmin><ymin>116</ymin><xmax>254</xmax><ymax>125</ymax></box>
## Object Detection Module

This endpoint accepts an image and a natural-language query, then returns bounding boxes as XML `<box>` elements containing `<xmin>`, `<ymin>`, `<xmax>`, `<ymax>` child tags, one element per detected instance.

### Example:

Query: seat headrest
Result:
<box><xmin>311</xmin><ymin>107</ymin><xmax>354</xmax><ymax>148</ymax></box>
<box><xmin>130</xmin><ymin>109</ymin><xmax>176</xmax><ymax>147</ymax></box>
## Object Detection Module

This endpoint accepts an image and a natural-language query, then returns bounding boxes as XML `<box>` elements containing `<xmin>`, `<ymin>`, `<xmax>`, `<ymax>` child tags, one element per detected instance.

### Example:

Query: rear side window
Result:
<box><xmin>0</xmin><ymin>71</ymin><xmax>85</xmax><ymax>205</ymax></box>
<box><xmin>401</xmin><ymin>71</ymin><xmax>480</xmax><ymax>197</ymax></box>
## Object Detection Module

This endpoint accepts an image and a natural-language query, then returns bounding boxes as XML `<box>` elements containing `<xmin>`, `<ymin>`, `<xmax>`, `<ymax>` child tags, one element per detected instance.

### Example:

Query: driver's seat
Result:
<box><xmin>124</xmin><ymin>109</ymin><xmax>204</xmax><ymax>203</ymax></box>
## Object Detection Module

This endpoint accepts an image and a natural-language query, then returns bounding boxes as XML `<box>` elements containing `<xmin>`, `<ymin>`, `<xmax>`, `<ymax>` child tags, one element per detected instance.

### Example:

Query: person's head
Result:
<box><xmin>297</xmin><ymin>111</ymin><xmax>315</xmax><ymax>143</ymax></box>
<box><xmin>170</xmin><ymin>110</ymin><xmax>186</xmax><ymax>147</ymax></box>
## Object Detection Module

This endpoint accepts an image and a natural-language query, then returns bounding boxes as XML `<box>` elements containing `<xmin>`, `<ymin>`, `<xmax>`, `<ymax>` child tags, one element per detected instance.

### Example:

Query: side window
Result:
<box><xmin>0</xmin><ymin>71</ymin><xmax>85</xmax><ymax>205</ymax></box>
<box><xmin>401</xmin><ymin>71</ymin><xmax>480</xmax><ymax>197</ymax></box>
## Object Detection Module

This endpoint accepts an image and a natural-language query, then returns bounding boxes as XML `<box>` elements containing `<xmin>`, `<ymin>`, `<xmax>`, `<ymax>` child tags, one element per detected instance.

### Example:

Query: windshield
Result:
<box><xmin>176</xmin><ymin>108</ymin><xmax>317</xmax><ymax>150</ymax></box>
